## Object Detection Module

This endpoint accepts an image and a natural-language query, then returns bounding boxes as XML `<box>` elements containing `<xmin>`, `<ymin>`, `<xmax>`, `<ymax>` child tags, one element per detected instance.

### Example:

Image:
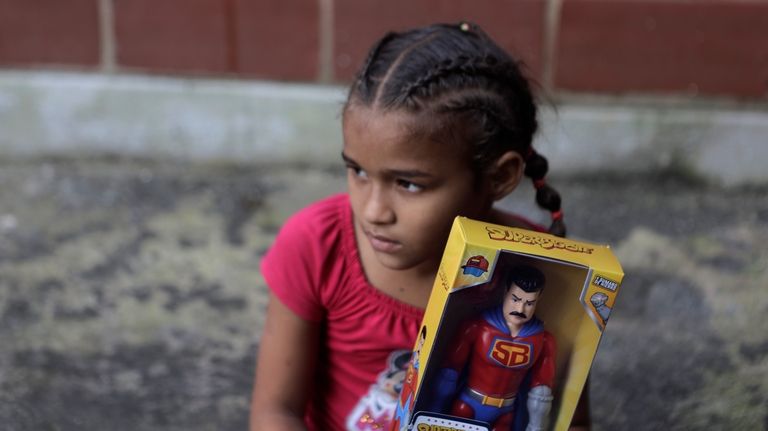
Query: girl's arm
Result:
<box><xmin>250</xmin><ymin>293</ymin><xmax>320</xmax><ymax>431</ymax></box>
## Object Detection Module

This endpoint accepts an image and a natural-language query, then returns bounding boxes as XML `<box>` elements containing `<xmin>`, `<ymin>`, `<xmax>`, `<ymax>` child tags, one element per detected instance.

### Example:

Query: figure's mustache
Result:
<box><xmin>509</xmin><ymin>311</ymin><xmax>527</xmax><ymax>319</ymax></box>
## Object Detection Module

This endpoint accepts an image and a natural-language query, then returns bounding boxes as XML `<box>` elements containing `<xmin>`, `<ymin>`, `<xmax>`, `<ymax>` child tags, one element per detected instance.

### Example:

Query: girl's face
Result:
<box><xmin>342</xmin><ymin>106</ymin><xmax>494</xmax><ymax>273</ymax></box>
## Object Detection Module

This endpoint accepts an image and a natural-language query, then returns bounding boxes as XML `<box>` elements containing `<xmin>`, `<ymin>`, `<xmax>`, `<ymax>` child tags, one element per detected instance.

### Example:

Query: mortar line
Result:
<box><xmin>543</xmin><ymin>0</ymin><xmax>563</xmax><ymax>94</ymax></box>
<box><xmin>98</xmin><ymin>0</ymin><xmax>117</xmax><ymax>72</ymax></box>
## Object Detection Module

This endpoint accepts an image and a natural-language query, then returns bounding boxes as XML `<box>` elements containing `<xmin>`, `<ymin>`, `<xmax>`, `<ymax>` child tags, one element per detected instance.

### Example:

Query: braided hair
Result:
<box><xmin>345</xmin><ymin>22</ymin><xmax>566</xmax><ymax>237</ymax></box>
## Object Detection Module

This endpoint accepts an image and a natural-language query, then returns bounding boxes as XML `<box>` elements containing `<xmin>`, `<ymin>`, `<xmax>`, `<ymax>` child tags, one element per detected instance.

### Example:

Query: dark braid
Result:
<box><xmin>525</xmin><ymin>150</ymin><xmax>566</xmax><ymax>237</ymax></box>
<box><xmin>346</xmin><ymin>22</ymin><xmax>566</xmax><ymax>237</ymax></box>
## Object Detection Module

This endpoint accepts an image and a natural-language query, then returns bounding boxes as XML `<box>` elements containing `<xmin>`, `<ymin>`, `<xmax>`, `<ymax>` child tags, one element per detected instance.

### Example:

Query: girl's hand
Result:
<box><xmin>250</xmin><ymin>293</ymin><xmax>320</xmax><ymax>431</ymax></box>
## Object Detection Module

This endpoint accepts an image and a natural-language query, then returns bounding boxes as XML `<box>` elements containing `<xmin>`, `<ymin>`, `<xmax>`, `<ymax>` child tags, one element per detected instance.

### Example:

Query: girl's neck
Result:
<box><xmin>365</xmin><ymin>263</ymin><xmax>436</xmax><ymax>309</ymax></box>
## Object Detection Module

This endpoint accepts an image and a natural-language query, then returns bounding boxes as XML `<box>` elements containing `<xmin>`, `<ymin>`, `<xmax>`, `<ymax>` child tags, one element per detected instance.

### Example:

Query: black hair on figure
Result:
<box><xmin>504</xmin><ymin>265</ymin><xmax>546</xmax><ymax>293</ymax></box>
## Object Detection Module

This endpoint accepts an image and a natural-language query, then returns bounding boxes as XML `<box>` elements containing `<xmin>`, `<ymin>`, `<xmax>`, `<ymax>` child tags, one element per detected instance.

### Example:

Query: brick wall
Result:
<box><xmin>1</xmin><ymin>0</ymin><xmax>766</xmax><ymax>99</ymax></box>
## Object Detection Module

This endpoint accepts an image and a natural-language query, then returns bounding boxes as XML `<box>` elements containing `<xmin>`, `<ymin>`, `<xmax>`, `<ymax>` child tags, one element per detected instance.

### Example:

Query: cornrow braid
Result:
<box><xmin>401</xmin><ymin>54</ymin><xmax>518</xmax><ymax>102</ymax></box>
<box><xmin>352</xmin><ymin>31</ymin><xmax>397</xmax><ymax>103</ymax></box>
<box><xmin>399</xmin><ymin>54</ymin><xmax>489</xmax><ymax>103</ymax></box>
<box><xmin>346</xmin><ymin>22</ymin><xmax>567</xmax><ymax>237</ymax></box>
<box><xmin>525</xmin><ymin>149</ymin><xmax>566</xmax><ymax>237</ymax></box>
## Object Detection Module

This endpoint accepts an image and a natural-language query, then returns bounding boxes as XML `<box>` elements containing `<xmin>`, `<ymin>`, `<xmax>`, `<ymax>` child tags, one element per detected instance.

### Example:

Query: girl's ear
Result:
<box><xmin>488</xmin><ymin>151</ymin><xmax>525</xmax><ymax>201</ymax></box>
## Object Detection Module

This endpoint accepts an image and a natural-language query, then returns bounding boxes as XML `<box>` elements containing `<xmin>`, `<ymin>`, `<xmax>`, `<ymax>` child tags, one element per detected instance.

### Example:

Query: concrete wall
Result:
<box><xmin>1</xmin><ymin>1</ymin><xmax>767</xmax><ymax>185</ymax></box>
<box><xmin>2</xmin><ymin>70</ymin><xmax>767</xmax><ymax>186</ymax></box>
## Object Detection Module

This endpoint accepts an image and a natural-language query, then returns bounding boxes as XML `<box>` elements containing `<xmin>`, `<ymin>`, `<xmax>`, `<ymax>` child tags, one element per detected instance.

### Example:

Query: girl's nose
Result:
<box><xmin>363</xmin><ymin>187</ymin><xmax>395</xmax><ymax>225</ymax></box>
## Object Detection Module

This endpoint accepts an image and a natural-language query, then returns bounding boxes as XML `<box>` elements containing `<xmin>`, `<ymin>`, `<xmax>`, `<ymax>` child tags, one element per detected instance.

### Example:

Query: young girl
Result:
<box><xmin>250</xmin><ymin>22</ymin><xmax>584</xmax><ymax>431</ymax></box>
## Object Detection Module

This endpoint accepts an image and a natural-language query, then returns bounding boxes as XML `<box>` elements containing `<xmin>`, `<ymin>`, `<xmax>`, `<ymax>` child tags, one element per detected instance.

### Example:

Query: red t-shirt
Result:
<box><xmin>260</xmin><ymin>193</ymin><xmax>546</xmax><ymax>431</ymax></box>
<box><xmin>261</xmin><ymin>194</ymin><xmax>424</xmax><ymax>431</ymax></box>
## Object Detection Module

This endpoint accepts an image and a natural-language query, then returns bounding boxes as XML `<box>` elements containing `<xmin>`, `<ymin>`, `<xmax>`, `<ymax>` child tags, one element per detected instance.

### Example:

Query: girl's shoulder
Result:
<box><xmin>281</xmin><ymin>193</ymin><xmax>350</xmax><ymax>235</ymax></box>
<box><xmin>261</xmin><ymin>193</ymin><xmax>355</xmax><ymax>322</ymax></box>
<box><xmin>291</xmin><ymin>192</ymin><xmax>348</xmax><ymax>218</ymax></box>
<box><xmin>265</xmin><ymin>193</ymin><xmax>352</xmax><ymax>267</ymax></box>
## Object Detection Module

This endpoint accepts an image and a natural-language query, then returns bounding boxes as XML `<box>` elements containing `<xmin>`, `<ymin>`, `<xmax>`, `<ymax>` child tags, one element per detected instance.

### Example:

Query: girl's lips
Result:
<box><xmin>366</xmin><ymin>231</ymin><xmax>402</xmax><ymax>253</ymax></box>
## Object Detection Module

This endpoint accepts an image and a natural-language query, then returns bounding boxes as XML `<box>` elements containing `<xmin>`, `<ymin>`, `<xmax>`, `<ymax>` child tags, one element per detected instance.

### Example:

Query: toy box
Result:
<box><xmin>392</xmin><ymin>217</ymin><xmax>624</xmax><ymax>431</ymax></box>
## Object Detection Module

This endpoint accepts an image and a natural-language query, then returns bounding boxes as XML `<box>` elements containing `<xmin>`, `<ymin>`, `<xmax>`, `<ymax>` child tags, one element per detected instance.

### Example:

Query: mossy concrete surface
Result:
<box><xmin>1</xmin><ymin>159</ymin><xmax>766</xmax><ymax>430</ymax></box>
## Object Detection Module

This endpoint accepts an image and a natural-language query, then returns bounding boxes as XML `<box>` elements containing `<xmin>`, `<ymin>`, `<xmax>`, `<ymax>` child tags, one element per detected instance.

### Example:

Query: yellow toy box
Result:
<box><xmin>391</xmin><ymin>217</ymin><xmax>624</xmax><ymax>431</ymax></box>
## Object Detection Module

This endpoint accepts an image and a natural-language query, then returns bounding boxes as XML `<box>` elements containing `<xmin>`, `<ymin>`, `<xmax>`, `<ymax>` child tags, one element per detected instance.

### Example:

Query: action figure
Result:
<box><xmin>431</xmin><ymin>265</ymin><xmax>556</xmax><ymax>431</ymax></box>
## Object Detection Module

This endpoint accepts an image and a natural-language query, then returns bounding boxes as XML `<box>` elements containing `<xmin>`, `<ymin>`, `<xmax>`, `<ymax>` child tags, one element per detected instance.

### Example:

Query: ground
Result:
<box><xmin>1</xmin><ymin>158</ymin><xmax>766</xmax><ymax>430</ymax></box>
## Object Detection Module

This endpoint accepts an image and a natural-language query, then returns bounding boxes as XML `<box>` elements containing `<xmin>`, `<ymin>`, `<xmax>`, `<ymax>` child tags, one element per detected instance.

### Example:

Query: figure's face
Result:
<box><xmin>342</xmin><ymin>106</ymin><xmax>493</xmax><ymax>272</ymax></box>
<box><xmin>502</xmin><ymin>284</ymin><xmax>540</xmax><ymax>330</ymax></box>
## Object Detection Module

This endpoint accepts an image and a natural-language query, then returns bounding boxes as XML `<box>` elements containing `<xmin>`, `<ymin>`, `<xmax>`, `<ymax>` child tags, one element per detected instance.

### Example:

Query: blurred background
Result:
<box><xmin>1</xmin><ymin>1</ymin><xmax>766</xmax><ymax>430</ymax></box>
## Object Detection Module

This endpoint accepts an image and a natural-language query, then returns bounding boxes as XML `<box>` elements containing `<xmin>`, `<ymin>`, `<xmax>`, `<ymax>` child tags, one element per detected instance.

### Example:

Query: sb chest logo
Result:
<box><xmin>487</xmin><ymin>338</ymin><xmax>533</xmax><ymax>368</ymax></box>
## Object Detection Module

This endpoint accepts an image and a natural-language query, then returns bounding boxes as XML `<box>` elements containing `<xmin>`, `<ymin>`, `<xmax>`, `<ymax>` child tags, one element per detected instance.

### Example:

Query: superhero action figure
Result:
<box><xmin>430</xmin><ymin>265</ymin><xmax>556</xmax><ymax>431</ymax></box>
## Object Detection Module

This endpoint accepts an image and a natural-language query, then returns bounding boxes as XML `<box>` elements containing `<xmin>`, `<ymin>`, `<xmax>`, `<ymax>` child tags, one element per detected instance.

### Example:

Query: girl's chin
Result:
<box><xmin>373</xmin><ymin>251</ymin><xmax>435</xmax><ymax>272</ymax></box>
<box><xmin>373</xmin><ymin>252</ymin><xmax>414</xmax><ymax>270</ymax></box>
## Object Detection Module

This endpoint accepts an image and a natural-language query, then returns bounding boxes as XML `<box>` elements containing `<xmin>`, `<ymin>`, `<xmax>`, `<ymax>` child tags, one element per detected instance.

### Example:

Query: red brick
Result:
<box><xmin>235</xmin><ymin>0</ymin><xmax>319</xmax><ymax>81</ymax></box>
<box><xmin>334</xmin><ymin>0</ymin><xmax>546</xmax><ymax>83</ymax></box>
<box><xmin>556</xmin><ymin>0</ymin><xmax>768</xmax><ymax>98</ymax></box>
<box><xmin>0</xmin><ymin>0</ymin><xmax>100</xmax><ymax>66</ymax></box>
<box><xmin>114</xmin><ymin>0</ymin><xmax>231</xmax><ymax>74</ymax></box>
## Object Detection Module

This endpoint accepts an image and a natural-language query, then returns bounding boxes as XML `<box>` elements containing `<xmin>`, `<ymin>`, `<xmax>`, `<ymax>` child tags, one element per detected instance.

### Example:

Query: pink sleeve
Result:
<box><xmin>260</xmin><ymin>209</ymin><xmax>326</xmax><ymax>323</ymax></box>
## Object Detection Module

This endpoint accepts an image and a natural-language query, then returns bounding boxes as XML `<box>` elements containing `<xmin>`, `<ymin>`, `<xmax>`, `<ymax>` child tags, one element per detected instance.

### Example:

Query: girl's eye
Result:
<box><xmin>397</xmin><ymin>179</ymin><xmax>424</xmax><ymax>193</ymax></box>
<box><xmin>348</xmin><ymin>166</ymin><xmax>368</xmax><ymax>179</ymax></box>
